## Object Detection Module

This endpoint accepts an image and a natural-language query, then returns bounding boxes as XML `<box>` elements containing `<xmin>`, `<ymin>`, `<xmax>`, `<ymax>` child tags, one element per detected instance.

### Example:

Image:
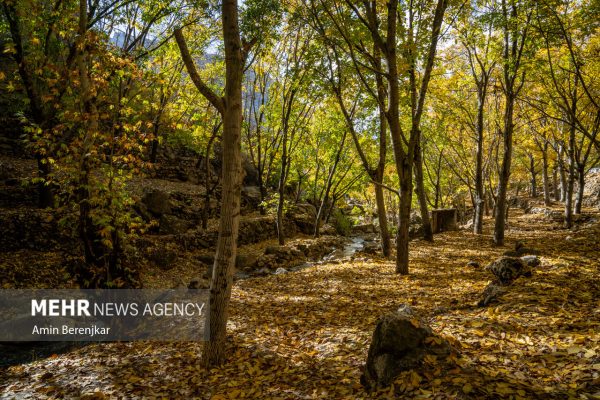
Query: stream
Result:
<box><xmin>288</xmin><ymin>236</ymin><xmax>369</xmax><ymax>273</ymax></box>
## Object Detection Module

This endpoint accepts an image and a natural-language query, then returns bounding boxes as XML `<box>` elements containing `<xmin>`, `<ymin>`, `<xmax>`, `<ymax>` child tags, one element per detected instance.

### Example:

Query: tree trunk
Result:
<box><xmin>473</xmin><ymin>84</ymin><xmax>486</xmax><ymax>234</ymax></box>
<box><xmin>542</xmin><ymin>145</ymin><xmax>551</xmax><ymax>205</ymax></box>
<box><xmin>574</xmin><ymin>166</ymin><xmax>585</xmax><ymax>215</ymax></box>
<box><xmin>564</xmin><ymin>130</ymin><xmax>576</xmax><ymax>228</ymax></box>
<box><xmin>396</xmin><ymin>168</ymin><xmax>412</xmax><ymax>274</ymax></box>
<box><xmin>314</xmin><ymin>132</ymin><xmax>346</xmax><ymax>237</ymax></box>
<box><xmin>414</xmin><ymin>138</ymin><xmax>433</xmax><ymax>241</ymax></box>
<box><xmin>528</xmin><ymin>154</ymin><xmax>537</xmax><ymax>197</ymax></box>
<box><xmin>385</xmin><ymin>1</ymin><xmax>411</xmax><ymax>274</ymax></box>
<box><xmin>276</xmin><ymin>142</ymin><xmax>287</xmax><ymax>245</ymax></box>
<box><xmin>493</xmin><ymin>96</ymin><xmax>514</xmax><ymax>246</ymax></box>
<box><xmin>559</xmin><ymin>160</ymin><xmax>567</xmax><ymax>202</ymax></box>
<box><xmin>201</xmin><ymin>132</ymin><xmax>218</xmax><ymax>230</ymax></box>
<box><xmin>199</xmin><ymin>0</ymin><xmax>244</xmax><ymax>368</ymax></box>
<box><xmin>552</xmin><ymin>166</ymin><xmax>560</xmax><ymax>201</ymax></box>
<box><xmin>374</xmin><ymin>182</ymin><xmax>391</xmax><ymax>257</ymax></box>
<box><xmin>2</xmin><ymin>3</ymin><xmax>55</xmax><ymax>208</ymax></box>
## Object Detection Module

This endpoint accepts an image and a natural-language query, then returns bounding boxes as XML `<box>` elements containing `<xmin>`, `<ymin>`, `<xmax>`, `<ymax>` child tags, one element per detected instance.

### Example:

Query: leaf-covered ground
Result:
<box><xmin>1</xmin><ymin>206</ymin><xmax>599</xmax><ymax>399</ymax></box>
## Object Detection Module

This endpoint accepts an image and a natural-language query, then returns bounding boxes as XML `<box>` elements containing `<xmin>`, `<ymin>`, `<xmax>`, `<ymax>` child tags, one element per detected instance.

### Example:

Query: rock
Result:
<box><xmin>159</xmin><ymin>214</ymin><xmax>193</xmax><ymax>235</ymax></box>
<box><xmin>520</xmin><ymin>255</ymin><xmax>540</xmax><ymax>268</ymax></box>
<box><xmin>0</xmin><ymin>161</ymin><xmax>17</xmax><ymax>181</ymax></box>
<box><xmin>255</xmin><ymin>267</ymin><xmax>271</xmax><ymax>276</ymax></box>
<box><xmin>528</xmin><ymin>207</ymin><xmax>564</xmax><ymax>222</ymax></box>
<box><xmin>478</xmin><ymin>282</ymin><xmax>508</xmax><ymax>307</ymax></box>
<box><xmin>362</xmin><ymin>242</ymin><xmax>381</xmax><ymax>255</ymax></box>
<box><xmin>146</xmin><ymin>246</ymin><xmax>177</xmax><ymax>270</ymax></box>
<box><xmin>467</xmin><ymin>261</ymin><xmax>480</xmax><ymax>268</ymax></box>
<box><xmin>235</xmin><ymin>253</ymin><xmax>258</xmax><ymax>270</ymax></box>
<box><xmin>286</xmin><ymin>203</ymin><xmax>317</xmax><ymax>234</ymax></box>
<box><xmin>242</xmin><ymin>154</ymin><xmax>260</xmax><ymax>186</ymax></box>
<box><xmin>196</xmin><ymin>254</ymin><xmax>214</xmax><ymax>265</ymax></box>
<box><xmin>274</xmin><ymin>267</ymin><xmax>288</xmax><ymax>275</ymax></box>
<box><xmin>133</xmin><ymin>202</ymin><xmax>153</xmax><ymax>222</ymax></box>
<box><xmin>242</xmin><ymin>186</ymin><xmax>262</xmax><ymax>203</ymax></box>
<box><xmin>353</xmin><ymin>223</ymin><xmax>376</xmax><ymax>234</ymax></box>
<box><xmin>320</xmin><ymin>224</ymin><xmax>337</xmax><ymax>235</ymax></box>
<box><xmin>361</xmin><ymin>305</ymin><xmax>449</xmax><ymax>390</ymax></box>
<box><xmin>237</xmin><ymin>216</ymin><xmax>278</xmax><ymax>246</ymax></box>
<box><xmin>484</xmin><ymin>256</ymin><xmax>526</xmax><ymax>285</ymax></box>
<box><xmin>187</xmin><ymin>278</ymin><xmax>209</xmax><ymax>289</ymax></box>
<box><xmin>142</xmin><ymin>189</ymin><xmax>171</xmax><ymax>216</ymax></box>
<box><xmin>460</xmin><ymin>220</ymin><xmax>474</xmax><ymax>230</ymax></box>
<box><xmin>265</xmin><ymin>245</ymin><xmax>286</xmax><ymax>256</ymax></box>
<box><xmin>296</xmin><ymin>243</ymin><xmax>309</xmax><ymax>255</ymax></box>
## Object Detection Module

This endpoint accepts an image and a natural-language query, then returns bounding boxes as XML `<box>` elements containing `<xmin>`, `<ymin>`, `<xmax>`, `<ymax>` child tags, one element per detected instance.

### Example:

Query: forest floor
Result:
<box><xmin>1</xmin><ymin>205</ymin><xmax>600</xmax><ymax>399</ymax></box>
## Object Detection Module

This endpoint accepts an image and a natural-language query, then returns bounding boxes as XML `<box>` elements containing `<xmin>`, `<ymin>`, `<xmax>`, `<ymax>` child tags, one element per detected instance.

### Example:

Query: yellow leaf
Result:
<box><xmin>409</xmin><ymin>318</ymin><xmax>421</xmax><ymax>328</ymax></box>
<box><xmin>584</xmin><ymin>349</ymin><xmax>596</xmax><ymax>358</ymax></box>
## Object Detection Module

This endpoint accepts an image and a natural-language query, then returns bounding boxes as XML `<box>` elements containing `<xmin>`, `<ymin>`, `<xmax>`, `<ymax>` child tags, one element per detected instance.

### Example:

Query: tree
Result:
<box><xmin>311</xmin><ymin>0</ymin><xmax>448</xmax><ymax>273</ymax></box>
<box><xmin>456</xmin><ymin>2</ymin><xmax>497</xmax><ymax>234</ymax></box>
<box><xmin>493</xmin><ymin>0</ymin><xmax>532</xmax><ymax>246</ymax></box>
<box><xmin>174</xmin><ymin>0</ymin><xmax>246</xmax><ymax>367</ymax></box>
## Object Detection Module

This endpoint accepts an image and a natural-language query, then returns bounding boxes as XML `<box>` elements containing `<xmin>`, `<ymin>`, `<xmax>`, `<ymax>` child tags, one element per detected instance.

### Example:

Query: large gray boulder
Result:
<box><xmin>361</xmin><ymin>305</ymin><xmax>449</xmax><ymax>390</ymax></box>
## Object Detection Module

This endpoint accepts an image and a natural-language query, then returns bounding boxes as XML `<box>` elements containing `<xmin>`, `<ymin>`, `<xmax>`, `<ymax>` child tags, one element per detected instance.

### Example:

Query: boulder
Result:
<box><xmin>527</xmin><ymin>207</ymin><xmax>563</xmax><ymax>221</ymax></box>
<box><xmin>187</xmin><ymin>279</ymin><xmax>208</xmax><ymax>289</ymax></box>
<box><xmin>484</xmin><ymin>256</ymin><xmax>526</xmax><ymax>285</ymax></box>
<box><xmin>265</xmin><ymin>245</ymin><xmax>286</xmax><ymax>256</ymax></box>
<box><xmin>408</xmin><ymin>212</ymin><xmax>424</xmax><ymax>237</ymax></box>
<box><xmin>146</xmin><ymin>246</ymin><xmax>177</xmax><ymax>270</ymax></box>
<box><xmin>467</xmin><ymin>261</ymin><xmax>480</xmax><ymax>268</ymax></box>
<box><xmin>242</xmin><ymin>155</ymin><xmax>260</xmax><ymax>186</ymax></box>
<box><xmin>242</xmin><ymin>186</ymin><xmax>262</xmax><ymax>204</ymax></box>
<box><xmin>353</xmin><ymin>223</ymin><xmax>376</xmax><ymax>234</ymax></box>
<box><xmin>142</xmin><ymin>189</ymin><xmax>171</xmax><ymax>216</ymax></box>
<box><xmin>521</xmin><ymin>255</ymin><xmax>540</xmax><ymax>269</ymax></box>
<box><xmin>196</xmin><ymin>254</ymin><xmax>214</xmax><ymax>265</ymax></box>
<box><xmin>235</xmin><ymin>253</ymin><xmax>258</xmax><ymax>271</ymax></box>
<box><xmin>320</xmin><ymin>223</ymin><xmax>337</xmax><ymax>235</ymax></box>
<box><xmin>478</xmin><ymin>255</ymin><xmax>539</xmax><ymax>306</ymax></box>
<box><xmin>361</xmin><ymin>305</ymin><xmax>449</xmax><ymax>390</ymax></box>
<box><xmin>478</xmin><ymin>282</ymin><xmax>508</xmax><ymax>307</ymax></box>
<box><xmin>286</xmin><ymin>203</ymin><xmax>317</xmax><ymax>234</ymax></box>
<box><xmin>274</xmin><ymin>267</ymin><xmax>288</xmax><ymax>275</ymax></box>
<box><xmin>362</xmin><ymin>242</ymin><xmax>381</xmax><ymax>255</ymax></box>
<box><xmin>159</xmin><ymin>214</ymin><xmax>194</xmax><ymax>235</ymax></box>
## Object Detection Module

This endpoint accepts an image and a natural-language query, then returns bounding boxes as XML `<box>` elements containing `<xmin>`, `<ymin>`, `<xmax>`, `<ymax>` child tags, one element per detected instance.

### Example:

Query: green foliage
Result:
<box><xmin>331</xmin><ymin>208</ymin><xmax>353</xmax><ymax>236</ymax></box>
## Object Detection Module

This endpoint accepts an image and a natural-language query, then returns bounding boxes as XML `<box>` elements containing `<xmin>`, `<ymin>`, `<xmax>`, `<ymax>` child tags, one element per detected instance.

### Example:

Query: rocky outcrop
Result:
<box><xmin>484</xmin><ymin>256</ymin><xmax>529</xmax><ymax>285</ymax></box>
<box><xmin>146</xmin><ymin>245</ymin><xmax>178</xmax><ymax>270</ymax></box>
<box><xmin>361</xmin><ymin>305</ymin><xmax>450</xmax><ymax>390</ymax></box>
<box><xmin>0</xmin><ymin>208</ymin><xmax>65</xmax><ymax>252</ymax></box>
<box><xmin>478</xmin><ymin>255</ymin><xmax>540</xmax><ymax>306</ymax></box>
<box><xmin>141</xmin><ymin>189</ymin><xmax>172</xmax><ymax>216</ymax></box>
<box><xmin>286</xmin><ymin>203</ymin><xmax>317</xmax><ymax>235</ymax></box>
<box><xmin>527</xmin><ymin>207</ymin><xmax>563</xmax><ymax>222</ymax></box>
